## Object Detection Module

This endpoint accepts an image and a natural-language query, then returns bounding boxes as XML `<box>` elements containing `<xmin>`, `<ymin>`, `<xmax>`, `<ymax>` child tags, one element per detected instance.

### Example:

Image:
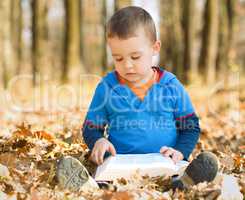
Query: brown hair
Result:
<box><xmin>106</xmin><ymin>6</ymin><xmax>157</xmax><ymax>43</ymax></box>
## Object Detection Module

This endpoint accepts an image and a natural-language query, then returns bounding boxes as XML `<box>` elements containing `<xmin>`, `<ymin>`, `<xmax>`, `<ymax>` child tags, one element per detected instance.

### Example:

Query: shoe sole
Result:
<box><xmin>56</xmin><ymin>156</ymin><xmax>92</xmax><ymax>190</ymax></box>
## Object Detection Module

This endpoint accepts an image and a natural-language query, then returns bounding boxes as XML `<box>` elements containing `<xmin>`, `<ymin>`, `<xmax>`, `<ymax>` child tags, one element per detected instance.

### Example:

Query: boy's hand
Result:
<box><xmin>160</xmin><ymin>146</ymin><xmax>184</xmax><ymax>164</ymax></box>
<box><xmin>89</xmin><ymin>138</ymin><xmax>116</xmax><ymax>165</ymax></box>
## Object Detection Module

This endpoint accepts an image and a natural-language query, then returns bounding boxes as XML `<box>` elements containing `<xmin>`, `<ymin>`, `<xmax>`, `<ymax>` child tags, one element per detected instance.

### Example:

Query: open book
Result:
<box><xmin>94</xmin><ymin>153</ymin><xmax>189</xmax><ymax>181</ymax></box>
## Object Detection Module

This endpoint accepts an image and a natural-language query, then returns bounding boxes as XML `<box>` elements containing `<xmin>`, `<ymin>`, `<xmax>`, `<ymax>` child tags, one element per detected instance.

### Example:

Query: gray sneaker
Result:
<box><xmin>56</xmin><ymin>156</ymin><xmax>99</xmax><ymax>191</ymax></box>
<box><xmin>172</xmin><ymin>152</ymin><xmax>219</xmax><ymax>190</ymax></box>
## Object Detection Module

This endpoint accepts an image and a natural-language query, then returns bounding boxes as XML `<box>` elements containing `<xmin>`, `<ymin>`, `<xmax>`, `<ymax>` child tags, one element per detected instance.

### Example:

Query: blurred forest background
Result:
<box><xmin>0</xmin><ymin>1</ymin><xmax>244</xmax><ymax>199</ymax></box>
<box><xmin>0</xmin><ymin>0</ymin><xmax>244</xmax><ymax>88</ymax></box>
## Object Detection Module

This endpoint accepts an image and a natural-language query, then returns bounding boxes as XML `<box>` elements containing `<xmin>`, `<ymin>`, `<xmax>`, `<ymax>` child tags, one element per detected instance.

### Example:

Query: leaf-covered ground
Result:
<box><xmin>0</xmin><ymin>83</ymin><xmax>244</xmax><ymax>200</ymax></box>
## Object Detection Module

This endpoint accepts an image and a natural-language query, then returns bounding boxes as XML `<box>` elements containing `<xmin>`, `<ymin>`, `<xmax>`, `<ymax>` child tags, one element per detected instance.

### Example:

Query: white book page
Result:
<box><xmin>94</xmin><ymin>153</ymin><xmax>189</xmax><ymax>181</ymax></box>
<box><xmin>104</xmin><ymin>154</ymin><xmax>177</xmax><ymax>168</ymax></box>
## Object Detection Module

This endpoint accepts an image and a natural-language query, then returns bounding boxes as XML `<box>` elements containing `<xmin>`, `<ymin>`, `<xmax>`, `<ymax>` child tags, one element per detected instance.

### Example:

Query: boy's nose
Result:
<box><xmin>124</xmin><ymin>60</ymin><xmax>133</xmax><ymax>69</ymax></box>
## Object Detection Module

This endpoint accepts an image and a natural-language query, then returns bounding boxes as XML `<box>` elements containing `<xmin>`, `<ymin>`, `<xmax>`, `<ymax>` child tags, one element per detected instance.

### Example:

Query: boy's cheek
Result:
<box><xmin>115</xmin><ymin>65</ymin><xmax>126</xmax><ymax>75</ymax></box>
<box><xmin>114</xmin><ymin>63</ymin><xmax>121</xmax><ymax>70</ymax></box>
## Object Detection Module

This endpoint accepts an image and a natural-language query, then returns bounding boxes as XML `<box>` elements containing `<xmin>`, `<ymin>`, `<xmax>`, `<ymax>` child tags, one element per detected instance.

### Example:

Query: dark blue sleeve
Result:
<box><xmin>168</xmin><ymin>78</ymin><xmax>200</xmax><ymax>160</ymax></box>
<box><xmin>82</xmin><ymin>82</ymin><xmax>109</xmax><ymax>150</ymax></box>
<box><xmin>82</xmin><ymin>121</ymin><xmax>105</xmax><ymax>150</ymax></box>
<box><xmin>174</xmin><ymin>113</ymin><xmax>200</xmax><ymax>160</ymax></box>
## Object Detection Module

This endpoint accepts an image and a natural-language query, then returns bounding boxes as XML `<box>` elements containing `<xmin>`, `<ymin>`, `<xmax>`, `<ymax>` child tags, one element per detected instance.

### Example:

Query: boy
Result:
<box><xmin>56</xmin><ymin>6</ymin><xmax>218</xmax><ymax>191</ymax></box>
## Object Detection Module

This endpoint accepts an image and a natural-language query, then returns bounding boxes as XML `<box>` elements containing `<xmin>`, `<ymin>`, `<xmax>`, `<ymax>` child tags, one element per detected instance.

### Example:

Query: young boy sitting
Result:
<box><xmin>56</xmin><ymin>6</ymin><xmax>218</xmax><ymax>191</ymax></box>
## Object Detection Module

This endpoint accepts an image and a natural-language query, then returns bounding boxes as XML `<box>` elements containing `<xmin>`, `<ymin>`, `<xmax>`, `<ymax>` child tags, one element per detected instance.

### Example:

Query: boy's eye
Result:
<box><xmin>131</xmin><ymin>56</ymin><xmax>140</xmax><ymax>60</ymax></box>
<box><xmin>115</xmin><ymin>58</ymin><xmax>123</xmax><ymax>62</ymax></box>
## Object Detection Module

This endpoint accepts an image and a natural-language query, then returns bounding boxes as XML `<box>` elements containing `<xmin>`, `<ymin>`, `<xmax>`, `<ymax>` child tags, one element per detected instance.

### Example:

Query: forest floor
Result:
<box><xmin>0</xmin><ymin>80</ymin><xmax>244</xmax><ymax>200</ymax></box>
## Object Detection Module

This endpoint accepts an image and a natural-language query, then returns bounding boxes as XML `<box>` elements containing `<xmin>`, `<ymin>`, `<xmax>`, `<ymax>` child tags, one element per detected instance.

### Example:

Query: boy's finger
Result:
<box><xmin>160</xmin><ymin>146</ymin><xmax>168</xmax><ymax>153</ymax></box>
<box><xmin>89</xmin><ymin>150</ymin><xmax>96</xmax><ymax>162</ymax></box>
<box><xmin>90</xmin><ymin>155</ymin><xmax>97</xmax><ymax>165</ymax></box>
<box><xmin>172</xmin><ymin>153</ymin><xmax>179</xmax><ymax>164</ymax></box>
<box><xmin>163</xmin><ymin>149</ymin><xmax>174</xmax><ymax>157</ymax></box>
<box><xmin>95</xmin><ymin>149</ymin><xmax>103</xmax><ymax>165</ymax></box>
<box><xmin>92</xmin><ymin>151</ymin><xmax>99</xmax><ymax>165</ymax></box>
<box><xmin>98</xmin><ymin>148</ymin><xmax>106</xmax><ymax>165</ymax></box>
<box><xmin>109</xmin><ymin>143</ymin><xmax>116</xmax><ymax>156</ymax></box>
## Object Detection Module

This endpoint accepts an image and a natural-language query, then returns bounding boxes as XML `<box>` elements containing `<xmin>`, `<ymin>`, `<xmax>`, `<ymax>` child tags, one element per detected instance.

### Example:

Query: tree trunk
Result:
<box><xmin>183</xmin><ymin>0</ymin><xmax>196</xmax><ymax>84</ymax></box>
<box><xmin>198</xmin><ymin>0</ymin><xmax>219</xmax><ymax>84</ymax></box>
<box><xmin>216</xmin><ymin>0</ymin><xmax>236</xmax><ymax>82</ymax></box>
<box><xmin>159</xmin><ymin>0</ymin><xmax>184</xmax><ymax>79</ymax></box>
<box><xmin>226</xmin><ymin>0</ymin><xmax>236</xmax><ymax>65</ymax></box>
<box><xmin>102</xmin><ymin>0</ymin><xmax>108</xmax><ymax>74</ymax></box>
<box><xmin>216</xmin><ymin>0</ymin><xmax>229</xmax><ymax>80</ymax></box>
<box><xmin>0</xmin><ymin>0</ymin><xmax>12</xmax><ymax>89</ymax></box>
<box><xmin>82</xmin><ymin>1</ymin><xmax>106</xmax><ymax>74</ymax></box>
<box><xmin>80</xmin><ymin>0</ymin><xmax>84</xmax><ymax>65</ymax></box>
<box><xmin>159</xmin><ymin>1</ymin><xmax>173</xmax><ymax>71</ymax></box>
<box><xmin>170</xmin><ymin>0</ymin><xmax>184</xmax><ymax>80</ymax></box>
<box><xmin>63</xmin><ymin>0</ymin><xmax>81</xmax><ymax>82</ymax></box>
<box><xmin>11</xmin><ymin>0</ymin><xmax>22</xmax><ymax>75</ymax></box>
<box><xmin>32</xmin><ymin>0</ymin><xmax>48</xmax><ymax>86</ymax></box>
<box><xmin>114</xmin><ymin>0</ymin><xmax>132</xmax><ymax>12</ymax></box>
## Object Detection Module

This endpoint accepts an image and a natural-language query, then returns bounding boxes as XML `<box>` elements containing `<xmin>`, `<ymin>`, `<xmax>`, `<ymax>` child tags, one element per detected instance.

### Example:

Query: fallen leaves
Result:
<box><xmin>98</xmin><ymin>191</ymin><xmax>134</xmax><ymax>200</ymax></box>
<box><xmin>14</xmin><ymin>123</ymin><xmax>55</xmax><ymax>142</ymax></box>
<box><xmin>0</xmin><ymin>85</ymin><xmax>244</xmax><ymax>200</ymax></box>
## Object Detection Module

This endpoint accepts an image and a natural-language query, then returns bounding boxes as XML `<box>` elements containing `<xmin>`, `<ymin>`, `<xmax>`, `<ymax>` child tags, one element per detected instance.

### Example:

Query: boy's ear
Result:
<box><xmin>152</xmin><ymin>40</ymin><xmax>161</xmax><ymax>55</ymax></box>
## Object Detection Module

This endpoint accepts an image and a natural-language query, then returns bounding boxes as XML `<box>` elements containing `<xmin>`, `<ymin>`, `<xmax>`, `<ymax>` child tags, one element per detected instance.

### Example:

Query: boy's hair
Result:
<box><xmin>106</xmin><ymin>6</ymin><xmax>157</xmax><ymax>43</ymax></box>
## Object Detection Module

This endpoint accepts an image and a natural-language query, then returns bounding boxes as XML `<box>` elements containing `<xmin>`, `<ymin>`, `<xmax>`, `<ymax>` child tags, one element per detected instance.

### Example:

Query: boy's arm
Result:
<box><xmin>170</xmin><ymin>78</ymin><xmax>201</xmax><ymax>160</ymax></box>
<box><xmin>174</xmin><ymin>113</ymin><xmax>200</xmax><ymax>160</ymax></box>
<box><xmin>82</xmin><ymin>82</ymin><xmax>108</xmax><ymax>150</ymax></box>
<box><xmin>82</xmin><ymin>121</ymin><xmax>105</xmax><ymax>150</ymax></box>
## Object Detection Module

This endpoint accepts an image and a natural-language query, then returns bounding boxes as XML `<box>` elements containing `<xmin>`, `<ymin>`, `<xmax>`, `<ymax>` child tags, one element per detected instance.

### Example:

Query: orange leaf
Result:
<box><xmin>34</xmin><ymin>131</ymin><xmax>55</xmax><ymax>141</ymax></box>
<box><xmin>239</xmin><ymin>145</ymin><xmax>245</xmax><ymax>150</ymax></box>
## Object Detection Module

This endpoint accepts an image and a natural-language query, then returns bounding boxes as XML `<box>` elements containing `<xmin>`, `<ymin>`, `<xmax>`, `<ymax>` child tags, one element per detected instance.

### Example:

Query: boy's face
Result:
<box><xmin>107</xmin><ymin>28</ymin><xmax>161</xmax><ymax>84</ymax></box>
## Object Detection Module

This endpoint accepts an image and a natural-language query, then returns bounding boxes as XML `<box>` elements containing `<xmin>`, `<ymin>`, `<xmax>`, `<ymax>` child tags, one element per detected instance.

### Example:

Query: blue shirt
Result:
<box><xmin>83</xmin><ymin>67</ymin><xmax>200</xmax><ymax>159</ymax></box>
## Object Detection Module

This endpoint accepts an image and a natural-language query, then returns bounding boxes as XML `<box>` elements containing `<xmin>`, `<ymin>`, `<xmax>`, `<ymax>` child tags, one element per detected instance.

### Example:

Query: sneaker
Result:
<box><xmin>56</xmin><ymin>156</ymin><xmax>99</xmax><ymax>191</ymax></box>
<box><xmin>97</xmin><ymin>181</ymin><xmax>117</xmax><ymax>191</ymax></box>
<box><xmin>172</xmin><ymin>152</ymin><xmax>219</xmax><ymax>190</ymax></box>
